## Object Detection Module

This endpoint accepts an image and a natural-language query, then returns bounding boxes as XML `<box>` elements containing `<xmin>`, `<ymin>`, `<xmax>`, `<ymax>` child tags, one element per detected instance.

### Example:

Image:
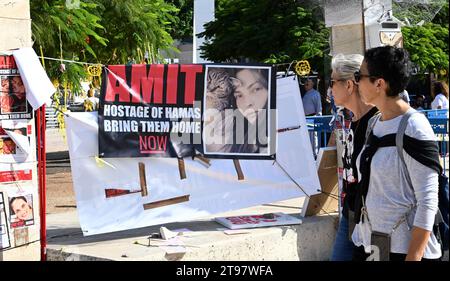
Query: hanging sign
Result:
<box><xmin>98</xmin><ymin>64</ymin><xmax>277</xmax><ymax>160</ymax></box>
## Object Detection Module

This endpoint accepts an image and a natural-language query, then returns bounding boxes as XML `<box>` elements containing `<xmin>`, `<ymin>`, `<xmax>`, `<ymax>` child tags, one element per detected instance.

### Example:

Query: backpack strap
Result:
<box><xmin>396</xmin><ymin>109</ymin><xmax>444</xmax><ymax>227</ymax></box>
<box><xmin>364</xmin><ymin>113</ymin><xmax>381</xmax><ymax>145</ymax></box>
<box><xmin>396</xmin><ymin>108</ymin><xmax>419</xmax><ymax>189</ymax></box>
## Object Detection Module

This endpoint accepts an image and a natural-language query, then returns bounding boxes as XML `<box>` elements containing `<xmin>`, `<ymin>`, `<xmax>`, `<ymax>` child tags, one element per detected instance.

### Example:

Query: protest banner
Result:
<box><xmin>99</xmin><ymin>64</ymin><xmax>276</xmax><ymax>160</ymax></box>
<box><xmin>66</xmin><ymin>77</ymin><xmax>319</xmax><ymax>236</ymax></box>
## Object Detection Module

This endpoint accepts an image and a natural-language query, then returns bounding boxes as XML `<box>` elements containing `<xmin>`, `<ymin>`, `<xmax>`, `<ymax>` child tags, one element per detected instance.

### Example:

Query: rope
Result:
<box><xmin>0</xmin><ymin>16</ymin><xmax>31</xmax><ymax>21</ymax></box>
<box><xmin>41</xmin><ymin>56</ymin><xmax>103</xmax><ymax>66</ymax></box>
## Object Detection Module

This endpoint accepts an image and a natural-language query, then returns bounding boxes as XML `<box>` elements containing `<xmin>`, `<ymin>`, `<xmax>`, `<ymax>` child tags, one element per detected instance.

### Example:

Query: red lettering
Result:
<box><xmin>0</xmin><ymin>56</ymin><xmax>17</xmax><ymax>69</ymax></box>
<box><xmin>130</xmin><ymin>65</ymin><xmax>146</xmax><ymax>103</ymax></box>
<box><xmin>105</xmin><ymin>65</ymin><xmax>129</xmax><ymax>102</ymax></box>
<box><xmin>166</xmin><ymin>64</ymin><xmax>179</xmax><ymax>104</ymax></box>
<box><xmin>139</xmin><ymin>135</ymin><xmax>167</xmax><ymax>154</ymax></box>
<box><xmin>148</xmin><ymin>136</ymin><xmax>157</xmax><ymax>150</ymax></box>
<box><xmin>157</xmin><ymin>135</ymin><xmax>167</xmax><ymax>151</ymax></box>
<box><xmin>131</xmin><ymin>64</ymin><xmax>164</xmax><ymax>104</ymax></box>
<box><xmin>180</xmin><ymin>65</ymin><xmax>203</xmax><ymax>105</ymax></box>
<box><xmin>139</xmin><ymin>135</ymin><xmax>148</xmax><ymax>151</ymax></box>
<box><xmin>105</xmin><ymin>64</ymin><xmax>204</xmax><ymax>105</ymax></box>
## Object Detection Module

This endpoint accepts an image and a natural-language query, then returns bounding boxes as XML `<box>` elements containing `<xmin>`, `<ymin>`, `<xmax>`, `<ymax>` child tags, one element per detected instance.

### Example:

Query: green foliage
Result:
<box><xmin>402</xmin><ymin>23</ymin><xmax>448</xmax><ymax>74</ymax></box>
<box><xmin>431</xmin><ymin>1</ymin><xmax>449</xmax><ymax>25</ymax></box>
<box><xmin>198</xmin><ymin>0</ymin><xmax>329</xmax><ymax>72</ymax></box>
<box><xmin>393</xmin><ymin>0</ymin><xmax>448</xmax><ymax>26</ymax></box>
<box><xmin>86</xmin><ymin>0</ymin><xmax>179</xmax><ymax>64</ymax></box>
<box><xmin>31</xmin><ymin>0</ymin><xmax>183</xmax><ymax>98</ymax></box>
<box><xmin>166</xmin><ymin>0</ymin><xmax>193</xmax><ymax>40</ymax></box>
<box><xmin>393</xmin><ymin>1</ymin><xmax>448</xmax><ymax>76</ymax></box>
<box><xmin>31</xmin><ymin>0</ymin><xmax>107</xmax><ymax>94</ymax></box>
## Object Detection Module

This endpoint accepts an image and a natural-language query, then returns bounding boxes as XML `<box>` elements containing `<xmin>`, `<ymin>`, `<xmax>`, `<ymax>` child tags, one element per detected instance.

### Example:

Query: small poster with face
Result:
<box><xmin>0</xmin><ymin>55</ymin><xmax>33</xmax><ymax>120</ymax></box>
<box><xmin>202</xmin><ymin>65</ymin><xmax>276</xmax><ymax>159</ymax></box>
<box><xmin>0</xmin><ymin>192</ymin><xmax>11</xmax><ymax>250</ymax></box>
<box><xmin>0</xmin><ymin>120</ymin><xmax>30</xmax><ymax>156</ymax></box>
<box><xmin>8</xmin><ymin>192</ymin><xmax>34</xmax><ymax>229</ymax></box>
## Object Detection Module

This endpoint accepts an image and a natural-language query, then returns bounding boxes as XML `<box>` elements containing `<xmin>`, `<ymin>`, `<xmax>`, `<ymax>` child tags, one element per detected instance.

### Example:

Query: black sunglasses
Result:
<box><xmin>329</xmin><ymin>78</ymin><xmax>347</xmax><ymax>88</ymax></box>
<box><xmin>354</xmin><ymin>70</ymin><xmax>379</xmax><ymax>83</ymax></box>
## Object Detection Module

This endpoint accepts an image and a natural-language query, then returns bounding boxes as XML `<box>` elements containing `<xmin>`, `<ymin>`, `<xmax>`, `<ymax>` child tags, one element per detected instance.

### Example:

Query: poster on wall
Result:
<box><xmin>98</xmin><ymin>64</ymin><xmax>276</xmax><ymax>160</ymax></box>
<box><xmin>8</xmin><ymin>192</ymin><xmax>34</xmax><ymax>229</ymax></box>
<box><xmin>0</xmin><ymin>192</ymin><xmax>11</xmax><ymax>250</ymax></box>
<box><xmin>0</xmin><ymin>56</ymin><xmax>33</xmax><ymax>120</ymax></box>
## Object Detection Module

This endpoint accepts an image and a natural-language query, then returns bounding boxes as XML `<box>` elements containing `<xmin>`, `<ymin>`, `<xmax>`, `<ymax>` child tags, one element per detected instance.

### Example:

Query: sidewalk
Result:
<box><xmin>46</xmin><ymin>197</ymin><xmax>339</xmax><ymax>261</ymax></box>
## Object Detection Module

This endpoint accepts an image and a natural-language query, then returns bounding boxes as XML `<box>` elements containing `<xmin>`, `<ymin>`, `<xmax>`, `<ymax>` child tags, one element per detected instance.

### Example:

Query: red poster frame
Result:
<box><xmin>36</xmin><ymin>106</ymin><xmax>46</xmax><ymax>261</ymax></box>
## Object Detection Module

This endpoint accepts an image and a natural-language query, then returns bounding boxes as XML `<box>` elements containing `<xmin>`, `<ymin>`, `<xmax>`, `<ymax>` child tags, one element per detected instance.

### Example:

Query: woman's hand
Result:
<box><xmin>406</xmin><ymin>226</ymin><xmax>431</xmax><ymax>261</ymax></box>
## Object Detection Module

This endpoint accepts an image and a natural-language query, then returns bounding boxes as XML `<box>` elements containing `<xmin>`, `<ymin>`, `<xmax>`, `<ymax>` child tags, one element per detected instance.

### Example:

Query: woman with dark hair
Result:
<box><xmin>352</xmin><ymin>46</ymin><xmax>441</xmax><ymax>261</ymax></box>
<box><xmin>431</xmin><ymin>81</ymin><xmax>449</xmax><ymax>110</ymax></box>
<box><xmin>10</xmin><ymin>196</ymin><xmax>33</xmax><ymax>223</ymax></box>
<box><xmin>229</xmin><ymin>68</ymin><xmax>269</xmax><ymax>154</ymax></box>
<box><xmin>204</xmin><ymin>67</ymin><xmax>269</xmax><ymax>155</ymax></box>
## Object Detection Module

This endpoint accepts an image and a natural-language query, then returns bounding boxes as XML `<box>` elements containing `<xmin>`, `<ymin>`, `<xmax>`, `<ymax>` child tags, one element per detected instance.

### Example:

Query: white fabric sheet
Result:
<box><xmin>65</xmin><ymin>77</ymin><xmax>320</xmax><ymax>235</ymax></box>
<box><xmin>12</xmin><ymin>48</ymin><xmax>55</xmax><ymax>110</ymax></box>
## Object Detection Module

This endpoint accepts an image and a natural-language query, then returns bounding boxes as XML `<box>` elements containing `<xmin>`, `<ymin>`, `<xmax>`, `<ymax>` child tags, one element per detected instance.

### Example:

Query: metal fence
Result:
<box><xmin>306</xmin><ymin>109</ymin><xmax>449</xmax><ymax>170</ymax></box>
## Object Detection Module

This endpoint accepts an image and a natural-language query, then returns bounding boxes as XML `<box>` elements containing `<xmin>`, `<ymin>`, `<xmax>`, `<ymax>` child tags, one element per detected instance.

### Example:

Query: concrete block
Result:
<box><xmin>46</xmin><ymin>198</ymin><xmax>339</xmax><ymax>261</ymax></box>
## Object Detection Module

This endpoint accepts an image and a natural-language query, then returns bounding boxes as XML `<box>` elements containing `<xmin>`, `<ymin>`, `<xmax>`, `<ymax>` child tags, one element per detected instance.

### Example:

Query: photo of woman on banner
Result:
<box><xmin>0</xmin><ymin>76</ymin><xmax>27</xmax><ymax>113</ymax></box>
<box><xmin>231</xmin><ymin>68</ymin><xmax>269</xmax><ymax>154</ymax></box>
<box><xmin>9</xmin><ymin>195</ymin><xmax>34</xmax><ymax>228</ymax></box>
<box><xmin>203</xmin><ymin>66</ymin><xmax>271</xmax><ymax>156</ymax></box>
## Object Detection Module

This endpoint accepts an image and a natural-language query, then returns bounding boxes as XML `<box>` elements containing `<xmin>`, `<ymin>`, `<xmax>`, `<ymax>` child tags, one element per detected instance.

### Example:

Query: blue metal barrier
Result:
<box><xmin>305</xmin><ymin>115</ymin><xmax>333</xmax><ymax>153</ymax></box>
<box><xmin>306</xmin><ymin>109</ymin><xmax>448</xmax><ymax>152</ymax></box>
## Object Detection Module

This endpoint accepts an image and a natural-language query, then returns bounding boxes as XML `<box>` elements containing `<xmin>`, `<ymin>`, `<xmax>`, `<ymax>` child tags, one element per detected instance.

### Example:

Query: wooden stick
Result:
<box><xmin>195</xmin><ymin>155</ymin><xmax>211</xmax><ymax>165</ymax></box>
<box><xmin>233</xmin><ymin>159</ymin><xmax>245</xmax><ymax>180</ymax></box>
<box><xmin>192</xmin><ymin>154</ymin><xmax>211</xmax><ymax>168</ymax></box>
<box><xmin>143</xmin><ymin>195</ymin><xmax>190</xmax><ymax>210</ymax></box>
<box><xmin>178</xmin><ymin>158</ymin><xmax>186</xmax><ymax>180</ymax></box>
<box><xmin>139</xmin><ymin>162</ymin><xmax>148</xmax><ymax>197</ymax></box>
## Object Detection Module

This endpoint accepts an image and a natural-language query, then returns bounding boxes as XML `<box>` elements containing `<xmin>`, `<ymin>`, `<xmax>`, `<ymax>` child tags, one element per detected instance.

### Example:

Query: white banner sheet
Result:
<box><xmin>12</xmin><ymin>48</ymin><xmax>55</xmax><ymax>110</ymax></box>
<box><xmin>66</xmin><ymin>77</ymin><xmax>320</xmax><ymax>236</ymax></box>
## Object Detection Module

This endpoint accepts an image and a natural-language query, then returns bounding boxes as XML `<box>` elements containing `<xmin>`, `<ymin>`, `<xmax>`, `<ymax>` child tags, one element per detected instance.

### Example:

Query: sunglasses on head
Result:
<box><xmin>354</xmin><ymin>70</ymin><xmax>379</xmax><ymax>83</ymax></box>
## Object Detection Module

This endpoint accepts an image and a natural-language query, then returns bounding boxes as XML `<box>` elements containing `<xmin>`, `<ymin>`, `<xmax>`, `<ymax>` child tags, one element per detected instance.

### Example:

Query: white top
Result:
<box><xmin>431</xmin><ymin>93</ymin><xmax>449</xmax><ymax>110</ymax></box>
<box><xmin>352</xmin><ymin>113</ymin><xmax>442</xmax><ymax>259</ymax></box>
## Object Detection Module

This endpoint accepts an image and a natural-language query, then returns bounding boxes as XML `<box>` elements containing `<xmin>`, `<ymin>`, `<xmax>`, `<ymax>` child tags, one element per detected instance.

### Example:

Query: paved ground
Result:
<box><xmin>46</xmin><ymin>151</ymin><xmax>76</xmax><ymax>214</ymax></box>
<box><xmin>46</xmin><ymin>129</ymin><xmax>76</xmax><ymax>215</ymax></box>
